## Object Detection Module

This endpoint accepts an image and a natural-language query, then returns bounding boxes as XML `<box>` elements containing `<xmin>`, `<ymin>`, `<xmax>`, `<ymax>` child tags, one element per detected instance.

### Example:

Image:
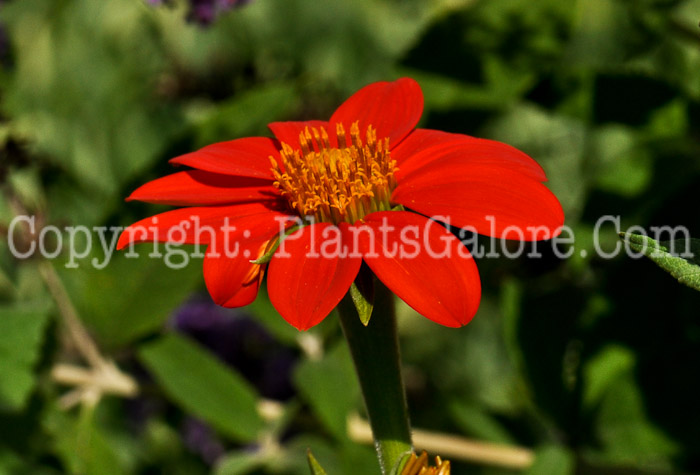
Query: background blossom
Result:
<box><xmin>146</xmin><ymin>0</ymin><xmax>252</xmax><ymax>25</ymax></box>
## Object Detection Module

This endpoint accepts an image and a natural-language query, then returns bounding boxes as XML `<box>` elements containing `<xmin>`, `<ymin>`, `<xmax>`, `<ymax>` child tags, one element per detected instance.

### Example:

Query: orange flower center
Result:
<box><xmin>270</xmin><ymin>122</ymin><xmax>397</xmax><ymax>224</ymax></box>
<box><xmin>400</xmin><ymin>452</ymin><xmax>451</xmax><ymax>475</ymax></box>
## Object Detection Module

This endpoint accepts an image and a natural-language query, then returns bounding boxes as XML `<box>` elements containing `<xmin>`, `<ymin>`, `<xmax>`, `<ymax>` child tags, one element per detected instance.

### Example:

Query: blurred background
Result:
<box><xmin>1</xmin><ymin>0</ymin><xmax>700</xmax><ymax>473</ymax></box>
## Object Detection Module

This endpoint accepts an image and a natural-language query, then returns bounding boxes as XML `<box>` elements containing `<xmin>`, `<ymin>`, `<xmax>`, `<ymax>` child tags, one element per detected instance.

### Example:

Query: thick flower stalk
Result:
<box><xmin>118</xmin><ymin>78</ymin><xmax>564</xmax><ymax>331</ymax></box>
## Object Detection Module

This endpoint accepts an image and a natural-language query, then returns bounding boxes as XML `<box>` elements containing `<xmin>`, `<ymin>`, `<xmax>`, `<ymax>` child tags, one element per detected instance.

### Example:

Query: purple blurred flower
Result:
<box><xmin>188</xmin><ymin>0</ymin><xmax>252</xmax><ymax>25</ymax></box>
<box><xmin>145</xmin><ymin>0</ymin><xmax>252</xmax><ymax>25</ymax></box>
<box><xmin>171</xmin><ymin>296</ymin><xmax>297</xmax><ymax>401</ymax></box>
<box><xmin>0</xmin><ymin>1</ymin><xmax>8</xmax><ymax>62</ymax></box>
<box><xmin>181</xmin><ymin>418</ymin><xmax>226</xmax><ymax>465</ymax></box>
<box><xmin>0</xmin><ymin>25</ymin><xmax>7</xmax><ymax>61</ymax></box>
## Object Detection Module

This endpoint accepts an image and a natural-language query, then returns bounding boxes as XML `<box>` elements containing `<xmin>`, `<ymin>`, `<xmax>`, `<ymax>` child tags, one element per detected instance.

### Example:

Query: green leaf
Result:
<box><xmin>404</xmin><ymin>296</ymin><xmax>521</xmax><ymax>414</ymax></box>
<box><xmin>58</xmin><ymin>249</ymin><xmax>202</xmax><ymax>347</ymax></box>
<box><xmin>306</xmin><ymin>449</ymin><xmax>328</xmax><ymax>475</ymax></box>
<box><xmin>214</xmin><ymin>451</ymin><xmax>265</xmax><ymax>475</ymax></box>
<box><xmin>349</xmin><ymin>269</ymin><xmax>374</xmax><ymax>326</ymax></box>
<box><xmin>236</xmin><ymin>0</ymin><xmax>440</xmax><ymax>92</ymax></box>
<box><xmin>449</xmin><ymin>402</ymin><xmax>516</xmax><ymax>444</ymax></box>
<box><xmin>524</xmin><ymin>445</ymin><xmax>575</xmax><ymax>475</ymax></box>
<box><xmin>2</xmin><ymin>0</ymin><xmax>180</xmax><ymax>197</ymax></box>
<box><xmin>44</xmin><ymin>405</ymin><xmax>126</xmax><ymax>475</ymax></box>
<box><xmin>409</xmin><ymin>70</ymin><xmax>516</xmax><ymax>111</ymax></box>
<box><xmin>139</xmin><ymin>333</ymin><xmax>264</xmax><ymax>442</ymax></box>
<box><xmin>564</xmin><ymin>0</ymin><xmax>634</xmax><ymax>68</ymax></box>
<box><xmin>194</xmin><ymin>82</ymin><xmax>299</xmax><ymax>146</ymax></box>
<box><xmin>0</xmin><ymin>449</ymin><xmax>25</xmax><ymax>474</ymax></box>
<box><xmin>582</xmin><ymin>345</ymin><xmax>635</xmax><ymax>411</ymax></box>
<box><xmin>0</xmin><ymin>303</ymin><xmax>50</xmax><ymax>411</ymax></box>
<box><xmin>619</xmin><ymin>232</ymin><xmax>700</xmax><ymax>291</ymax></box>
<box><xmin>593</xmin><ymin>371</ymin><xmax>678</xmax><ymax>468</ymax></box>
<box><xmin>140</xmin><ymin>420</ymin><xmax>188</xmax><ymax>471</ymax></box>
<box><xmin>589</xmin><ymin>125</ymin><xmax>652</xmax><ymax>197</ymax></box>
<box><xmin>293</xmin><ymin>343</ymin><xmax>359</xmax><ymax>440</ymax></box>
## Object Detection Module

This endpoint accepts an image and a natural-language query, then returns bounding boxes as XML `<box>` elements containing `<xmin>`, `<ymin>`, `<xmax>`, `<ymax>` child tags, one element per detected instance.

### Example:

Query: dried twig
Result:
<box><xmin>347</xmin><ymin>413</ymin><xmax>534</xmax><ymax>470</ymax></box>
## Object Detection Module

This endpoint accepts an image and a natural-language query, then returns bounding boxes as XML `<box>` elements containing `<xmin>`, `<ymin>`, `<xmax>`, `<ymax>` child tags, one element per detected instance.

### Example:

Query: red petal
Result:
<box><xmin>217</xmin><ymin>276</ymin><xmax>262</xmax><ymax>308</ymax></box>
<box><xmin>268</xmin><ymin>121</ymin><xmax>334</xmax><ymax>148</ymax></box>
<box><xmin>170</xmin><ymin>137</ymin><xmax>278</xmax><ymax>179</ymax></box>
<box><xmin>116</xmin><ymin>203</ymin><xmax>290</xmax><ymax>250</ymax></box>
<box><xmin>203</xmin><ymin>212</ymin><xmax>293</xmax><ymax>308</ymax></box>
<box><xmin>126</xmin><ymin>170</ymin><xmax>279</xmax><ymax>206</ymax></box>
<box><xmin>393</xmin><ymin>129</ymin><xmax>546</xmax><ymax>182</ymax></box>
<box><xmin>267</xmin><ymin>223</ymin><xmax>361</xmax><ymax>330</ymax></box>
<box><xmin>392</xmin><ymin>166</ymin><xmax>564</xmax><ymax>240</ymax></box>
<box><xmin>204</xmin><ymin>245</ymin><xmax>264</xmax><ymax>308</ymax></box>
<box><xmin>357</xmin><ymin>211</ymin><xmax>480</xmax><ymax>327</ymax></box>
<box><xmin>330</xmin><ymin>78</ymin><xmax>423</xmax><ymax>148</ymax></box>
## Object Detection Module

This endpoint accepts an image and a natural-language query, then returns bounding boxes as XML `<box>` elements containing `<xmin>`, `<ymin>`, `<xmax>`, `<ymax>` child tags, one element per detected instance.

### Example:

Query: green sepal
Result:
<box><xmin>306</xmin><ymin>449</ymin><xmax>328</xmax><ymax>475</ymax></box>
<box><xmin>389</xmin><ymin>451</ymin><xmax>414</xmax><ymax>475</ymax></box>
<box><xmin>619</xmin><ymin>232</ymin><xmax>700</xmax><ymax>292</ymax></box>
<box><xmin>349</xmin><ymin>265</ymin><xmax>374</xmax><ymax>326</ymax></box>
<box><xmin>250</xmin><ymin>225</ymin><xmax>301</xmax><ymax>265</ymax></box>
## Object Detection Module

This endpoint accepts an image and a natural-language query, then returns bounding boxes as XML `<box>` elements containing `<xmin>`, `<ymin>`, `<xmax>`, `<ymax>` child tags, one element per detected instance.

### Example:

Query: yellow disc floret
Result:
<box><xmin>270</xmin><ymin>121</ymin><xmax>397</xmax><ymax>224</ymax></box>
<box><xmin>400</xmin><ymin>451</ymin><xmax>451</xmax><ymax>475</ymax></box>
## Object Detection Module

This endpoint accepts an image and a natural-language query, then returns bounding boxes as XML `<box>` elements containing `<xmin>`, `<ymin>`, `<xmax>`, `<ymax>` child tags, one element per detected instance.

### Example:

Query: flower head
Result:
<box><xmin>118</xmin><ymin>78</ymin><xmax>563</xmax><ymax>330</ymax></box>
<box><xmin>400</xmin><ymin>451</ymin><xmax>451</xmax><ymax>475</ymax></box>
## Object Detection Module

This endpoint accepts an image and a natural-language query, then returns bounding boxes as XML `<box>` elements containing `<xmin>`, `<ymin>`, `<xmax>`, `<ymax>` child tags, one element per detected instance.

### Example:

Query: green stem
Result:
<box><xmin>337</xmin><ymin>282</ymin><xmax>412</xmax><ymax>474</ymax></box>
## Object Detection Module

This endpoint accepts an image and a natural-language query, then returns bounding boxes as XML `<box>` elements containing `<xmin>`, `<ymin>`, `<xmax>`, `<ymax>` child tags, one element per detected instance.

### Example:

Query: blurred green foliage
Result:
<box><xmin>1</xmin><ymin>0</ymin><xmax>700</xmax><ymax>473</ymax></box>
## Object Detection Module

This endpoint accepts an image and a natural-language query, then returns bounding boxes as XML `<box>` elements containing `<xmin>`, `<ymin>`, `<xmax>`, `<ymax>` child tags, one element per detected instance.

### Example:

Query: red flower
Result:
<box><xmin>118</xmin><ymin>78</ymin><xmax>563</xmax><ymax>330</ymax></box>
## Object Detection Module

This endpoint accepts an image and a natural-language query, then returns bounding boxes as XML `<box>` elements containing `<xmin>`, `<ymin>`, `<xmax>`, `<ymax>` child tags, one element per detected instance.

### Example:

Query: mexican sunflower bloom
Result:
<box><xmin>117</xmin><ymin>78</ymin><xmax>563</xmax><ymax>330</ymax></box>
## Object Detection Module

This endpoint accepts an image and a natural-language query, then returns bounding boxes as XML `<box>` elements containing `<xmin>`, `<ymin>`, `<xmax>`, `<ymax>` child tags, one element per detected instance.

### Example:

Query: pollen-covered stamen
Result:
<box><xmin>270</xmin><ymin>122</ymin><xmax>397</xmax><ymax>224</ymax></box>
<box><xmin>400</xmin><ymin>451</ymin><xmax>451</xmax><ymax>475</ymax></box>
